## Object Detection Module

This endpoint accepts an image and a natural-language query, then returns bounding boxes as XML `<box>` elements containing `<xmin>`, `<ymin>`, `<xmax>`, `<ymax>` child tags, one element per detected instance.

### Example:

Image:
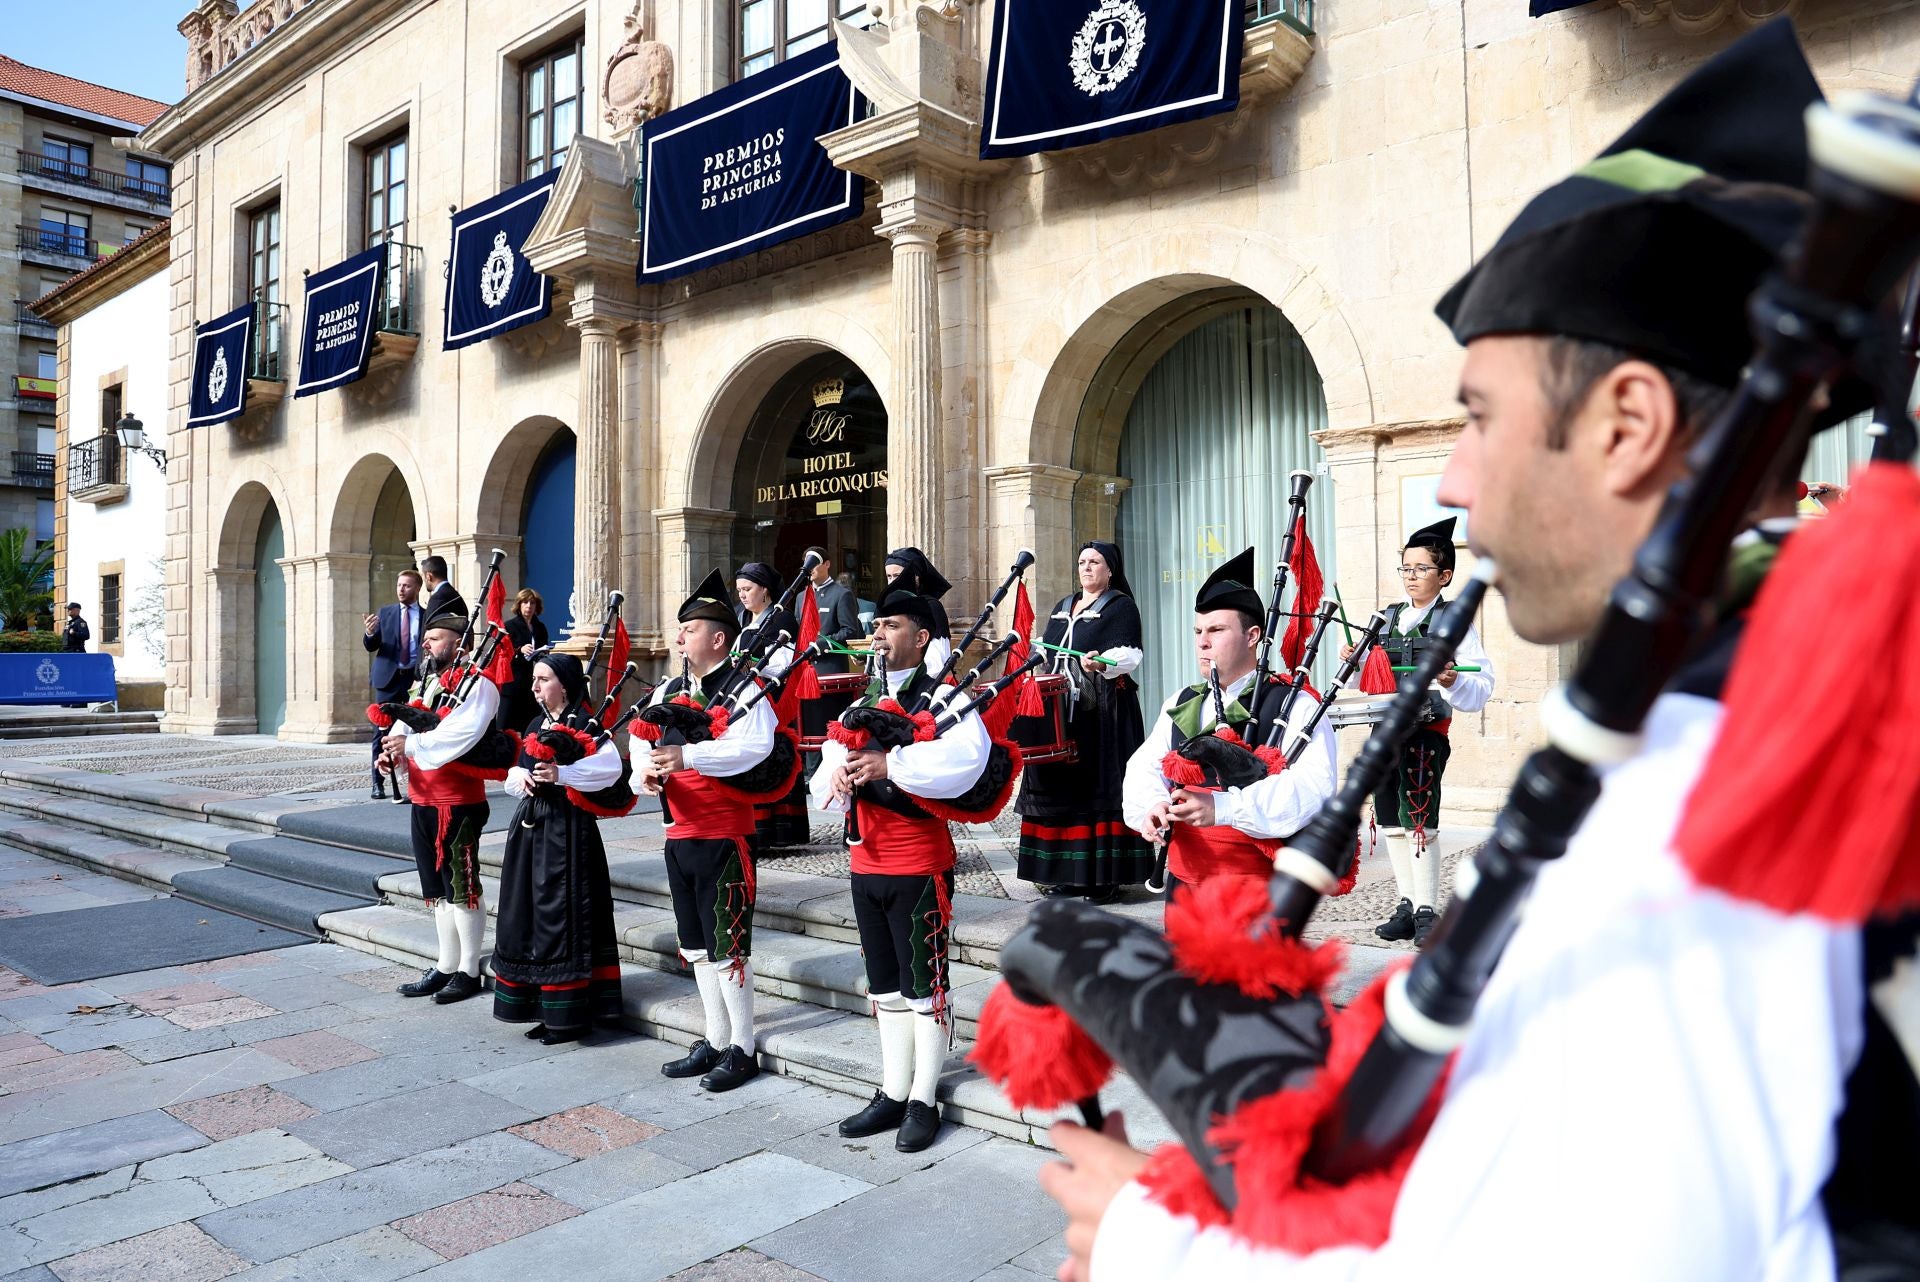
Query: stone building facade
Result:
<box><xmin>140</xmin><ymin>0</ymin><xmax>1920</xmax><ymax>819</ymax></box>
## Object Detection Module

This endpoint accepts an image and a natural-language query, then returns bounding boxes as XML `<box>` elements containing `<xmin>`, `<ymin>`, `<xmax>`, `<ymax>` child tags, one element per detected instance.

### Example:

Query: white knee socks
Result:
<box><xmin>721</xmin><ymin>961</ymin><xmax>756</xmax><ymax>1054</ymax></box>
<box><xmin>451</xmin><ymin>905</ymin><xmax>486</xmax><ymax>977</ymax></box>
<box><xmin>691</xmin><ymin>960</ymin><xmax>729</xmax><ymax>1049</ymax></box>
<box><xmin>874</xmin><ymin>997</ymin><xmax>915</xmax><ymax>1103</ymax></box>
<box><xmin>432</xmin><ymin>903</ymin><xmax>459</xmax><ymax>974</ymax></box>
<box><xmin>909</xmin><ymin>1012</ymin><xmax>945</xmax><ymax>1108</ymax></box>
<box><xmin>1411</xmin><ymin>831</ymin><xmax>1442</xmax><ymax>912</ymax></box>
<box><xmin>1383</xmin><ymin>828</ymin><xmax>1413</xmax><ymax>901</ymax></box>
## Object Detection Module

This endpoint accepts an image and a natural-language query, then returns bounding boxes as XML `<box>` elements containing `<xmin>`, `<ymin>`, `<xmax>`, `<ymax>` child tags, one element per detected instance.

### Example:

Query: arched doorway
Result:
<box><xmin>729</xmin><ymin>352</ymin><xmax>889</xmax><ymax>603</ymax></box>
<box><xmin>522</xmin><ymin>434</ymin><xmax>576</xmax><ymax>626</ymax></box>
<box><xmin>368</xmin><ymin>468</ymin><xmax>417</xmax><ymax>607</ymax></box>
<box><xmin>1091</xmin><ymin>296</ymin><xmax>1334</xmax><ymax>708</ymax></box>
<box><xmin>254</xmin><ymin>506</ymin><xmax>287</xmax><ymax>734</ymax></box>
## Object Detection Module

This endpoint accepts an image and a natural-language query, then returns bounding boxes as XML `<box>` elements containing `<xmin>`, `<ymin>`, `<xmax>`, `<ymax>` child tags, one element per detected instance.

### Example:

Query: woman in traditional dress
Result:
<box><xmin>491</xmin><ymin>651</ymin><xmax>629</xmax><ymax>1044</ymax></box>
<box><xmin>1013</xmin><ymin>541</ymin><xmax>1154</xmax><ymax>901</ymax></box>
<box><xmin>496</xmin><ymin>589</ymin><xmax>549</xmax><ymax>732</ymax></box>
<box><xmin>735</xmin><ymin>562</ymin><xmax>807</xmax><ymax>852</ymax></box>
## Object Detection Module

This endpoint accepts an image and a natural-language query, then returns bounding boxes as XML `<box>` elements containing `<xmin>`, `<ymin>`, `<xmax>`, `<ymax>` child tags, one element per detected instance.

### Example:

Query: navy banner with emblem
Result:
<box><xmin>186</xmin><ymin>301</ymin><xmax>253</xmax><ymax>428</ymax></box>
<box><xmin>1529</xmin><ymin>0</ymin><xmax>1595</xmax><ymax>13</ymax></box>
<box><xmin>639</xmin><ymin>43</ymin><xmax>864</xmax><ymax>283</ymax></box>
<box><xmin>444</xmin><ymin>170</ymin><xmax>561</xmax><ymax>352</ymax></box>
<box><xmin>981</xmin><ymin>0</ymin><xmax>1244</xmax><ymax>159</ymax></box>
<box><xmin>293</xmin><ymin>246</ymin><xmax>385</xmax><ymax>398</ymax></box>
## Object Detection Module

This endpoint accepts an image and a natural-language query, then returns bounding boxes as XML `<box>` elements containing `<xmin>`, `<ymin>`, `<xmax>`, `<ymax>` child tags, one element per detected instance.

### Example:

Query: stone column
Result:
<box><xmin>204</xmin><ymin>566</ymin><xmax>256</xmax><ymax>733</ymax></box>
<box><xmin>313</xmin><ymin>551</ymin><xmax>374</xmax><ymax>740</ymax></box>
<box><xmin>652</xmin><ymin>507</ymin><xmax>736</xmax><ymax>642</ymax></box>
<box><xmin>880</xmin><ymin>217</ymin><xmax>950</xmax><ymax>562</ymax></box>
<box><xmin>565</xmin><ymin>313</ymin><xmax>623</xmax><ymax>649</ymax></box>
<box><xmin>985</xmin><ymin>464</ymin><xmax>1082</xmax><ymax>610</ymax></box>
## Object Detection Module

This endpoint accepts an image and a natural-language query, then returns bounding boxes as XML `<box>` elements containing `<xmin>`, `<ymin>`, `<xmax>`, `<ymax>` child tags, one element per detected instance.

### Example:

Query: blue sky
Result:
<box><xmin>7</xmin><ymin>3</ymin><xmax>189</xmax><ymax>107</ymax></box>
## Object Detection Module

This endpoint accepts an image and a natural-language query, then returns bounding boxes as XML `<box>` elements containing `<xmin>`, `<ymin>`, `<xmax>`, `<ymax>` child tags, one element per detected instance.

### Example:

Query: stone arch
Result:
<box><xmin>214</xmin><ymin>474</ymin><xmax>295</xmax><ymax>569</ymax></box>
<box><xmin>1002</xmin><ymin>224</ymin><xmax>1374</xmax><ymax>474</ymax></box>
<box><xmin>678</xmin><ymin>318</ymin><xmax>893</xmax><ymax>512</ymax></box>
<box><xmin>472</xmin><ymin>415</ymin><xmax>574</xmax><ymax>537</ymax></box>
<box><xmin>324</xmin><ymin>449</ymin><xmax>426</xmax><ymax>555</ymax></box>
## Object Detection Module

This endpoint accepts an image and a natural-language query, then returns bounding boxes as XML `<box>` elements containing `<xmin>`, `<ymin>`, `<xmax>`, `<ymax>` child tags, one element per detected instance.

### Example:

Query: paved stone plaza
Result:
<box><xmin>0</xmin><ymin>845</ymin><xmax>1069</xmax><ymax>1282</ymax></box>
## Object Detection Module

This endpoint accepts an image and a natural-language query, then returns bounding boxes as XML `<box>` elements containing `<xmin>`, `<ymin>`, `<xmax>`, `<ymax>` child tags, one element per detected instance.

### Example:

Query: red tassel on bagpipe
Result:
<box><xmin>1280</xmin><ymin>518</ymin><xmax>1324</xmax><ymax>672</ymax></box>
<box><xmin>600</xmin><ymin>618</ymin><xmax>632</xmax><ymax>720</ymax></box>
<box><xmin>1673</xmin><ymin>460</ymin><xmax>1920</xmax><ymax>922</ymax></box>
<box><xmin>1165</xmin><ymin>875</ymin><xmax>1345</xmax><ymax>1000</ymax></box>
<box><xmin>969</xmin><ymin>984</ymin><xmax>1116</xmax><ymax>1110</ymax></box>
<box><xmin>1357</xmin><ymin>643</ymin><xmax>1396</xmax><ymax>696</ymax></box>
<box><xmin>827</xmin><ymin>721</ymin><xmax>871</xmax><ymax>751</ymax></box>
<box><xmin>482</xmin><ymin>576</ymin><xmax>515</xmax><ymax>688</ymax></box>
<box><xmin>1136</xmin><ymin>968</ymin><xmax>1447</xmax><ymax>1253</ymax></box>
<box><xmin>366</xmin><ymin>703</ymin><xmax>395</xmax><ymax>730</ymax></box>
<box><xmin>1160</xmin><ymin>750</ymin><xmax>1210</xmax><ymax>789</ymax></box>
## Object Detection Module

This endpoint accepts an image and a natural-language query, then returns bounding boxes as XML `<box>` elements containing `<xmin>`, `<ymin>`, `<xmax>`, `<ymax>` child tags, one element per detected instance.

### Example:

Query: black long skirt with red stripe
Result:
<box><xmin>491</xmin><ymin>786</ymin><xmax>622</xmax><ymax>1032</ymax></box>
<box><xmin>1014</xmin><ymin>657</ymin><xmax>1154</xmax><ymax>890</ymax></box>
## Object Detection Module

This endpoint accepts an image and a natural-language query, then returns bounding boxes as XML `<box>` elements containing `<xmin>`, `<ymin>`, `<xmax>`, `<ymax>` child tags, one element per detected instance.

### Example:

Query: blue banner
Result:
<box><xmin>981</xmin><ymin>0</ymin><xmax>1244</xmax><ymax>159</ymax></box>
<box><xmin>187</xmin><ymin>302</ymin><xmax>253</xmax><ymax>428</ymax></box>
<box><xmin>293</xmin><ymin>246</ymin><xmax>385</xmax><ymax>398</ymax></box>
<box><xmin>0</xmin><ymin>654</ymin><xmax>116</xmax><ymax>705</ymax></box>
<box><xmin>639</xmin><ymin>43</ymin><xmax>865</xmax><ymax>283</ymax></box>
<box><xmin>1530</xmin><ymin>0</ymin><xmax>1596</xmax><ymax>13</ymax></box>
<box><xmin>444</xmin><ymin>170</ymin><xmax>561</xmax><ymax>352</ymax></box>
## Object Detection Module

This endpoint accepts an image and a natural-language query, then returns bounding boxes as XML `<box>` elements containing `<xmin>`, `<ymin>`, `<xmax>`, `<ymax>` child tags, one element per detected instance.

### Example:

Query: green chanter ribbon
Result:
<box><xmin>1037</xmin><ymin>640</ymin><xmax>1117</xmax><ymax>666</ymax></box>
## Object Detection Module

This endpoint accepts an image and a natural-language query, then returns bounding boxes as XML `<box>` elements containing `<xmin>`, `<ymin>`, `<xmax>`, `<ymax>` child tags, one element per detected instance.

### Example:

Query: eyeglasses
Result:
<box><xmin>1398</xmin><ymin>565</ymin><xmax>1442</xmax><ymax>577</ymax></box>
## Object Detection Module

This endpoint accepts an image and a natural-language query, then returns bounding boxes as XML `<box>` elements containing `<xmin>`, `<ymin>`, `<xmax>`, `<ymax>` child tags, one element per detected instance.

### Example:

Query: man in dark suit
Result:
<box><xmin>807</xmin><ymin>547</ymin><xmax>861</xmax><ymax>672</ymax></box>
<box><xmin>419</xmin><ymin>555</ymin><xmax>458</xmax><ymax>622</ymax></box>
<box><xmin>364</xmin><ymin>569</ymin><xmax>424</xmax><ymax>799</ymax></box>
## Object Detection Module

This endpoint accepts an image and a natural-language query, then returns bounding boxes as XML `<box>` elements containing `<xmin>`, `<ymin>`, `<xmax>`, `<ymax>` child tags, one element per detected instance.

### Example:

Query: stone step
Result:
<box><xmin>377</xmin><ymin>868</ymin><xmax>1001</xmax><ymax>1041</ymax></box>
<box><xmin>317</xmin><ymin>901</ymin><xmax>1179</xmax><ymax>1151</ymax></box>
<box><xmin>0</xmin><ymin>713</ymin><xmax>160</xmax><ymax>739</ymax></box>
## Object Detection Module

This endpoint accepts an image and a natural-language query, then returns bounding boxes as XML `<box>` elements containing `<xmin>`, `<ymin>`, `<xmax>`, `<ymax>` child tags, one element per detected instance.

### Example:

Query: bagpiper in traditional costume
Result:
<box><xmin>646</xmin><ymin>570</ymin><xmax>780</xmax><ymax>1094</ymax></box>
<box><xmin>735</xmin><ymin>561</ymin><xmax>809</xmax><ymax>854</ymax></box>
<box><xmin>809</xmin><ymin>567</ymin><xmax>993</xmax><ymax>1153</ymax></box>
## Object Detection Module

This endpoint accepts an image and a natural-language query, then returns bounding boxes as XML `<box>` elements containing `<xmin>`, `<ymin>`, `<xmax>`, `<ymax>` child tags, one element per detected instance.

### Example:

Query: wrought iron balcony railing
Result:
<box><xmin>373</xmin><ymin>241</ymin><xmax>423</xmax><ymax>337</ymax></box>
<box><xmin>9</xmin><ymin>452</ymin><xmax>53</xmax><ymax>490</ymax></box>
<box><xmin>252</xmin><ymin>298</ymin><xmax>290</xmax><ymax>381</ymax></box>
<box><xmin>14</xmin><ymin>300</ymin><xmax>54</xmax><ymax>333</ymax></box>
<box><xmin>16</xmin><ymin>224</ymin><xmax>98</xmax><ymax>259</ymax></box>
<box><xmin>14</xmin><ymin>149</ymin><xmax>171</xmax><ymax>203</ymax></box>
<box><xmin>69</xmin><ymin>435</ymin><xmax>124</xmax><ymax>492</ymax></box>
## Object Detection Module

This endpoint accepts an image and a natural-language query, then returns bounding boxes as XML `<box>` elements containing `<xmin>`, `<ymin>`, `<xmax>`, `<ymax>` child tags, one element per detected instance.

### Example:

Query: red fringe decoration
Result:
<box><xmin>630</xmin><ymin>719</ymin><xmax>663</xmax><ymax>743</ymax></box>
<box><xmin>524</xmin><ymin>738</ymin><xmax>556</xmax><ymax>763</ymax></box>
<box><xmin>443</xmin><ymin>761</ymin><xmax>513</xmax><ymax>783</ymax></box>
<box><xmin>1211</xmin><ymin>724</ymin><xmax>1246</xmax><ymax>748</ymax></box>
<box><xmin>1333</xmin><ymin>837</ymin><xmax>1361</xmax><ymax>897</ymax></box>
<box><xmin>709</xmin><ymin>730</ymin><xmax>805</xmax><ymax>805</ymax></box>
<box><xmin>1160</xmin><ymin>751</ymin><xmax>1209</xmax><ymax>788</ymax></box>
<box><xmin>707</xmin><ymin>707</ymin><xmax>733</xmax><ymax>739</ymax></box>
<box><xmin>915</xmin><ymin>742</ymin><xmax>1025</xmax><ymax>825</ymax></box>
<box><xmin>1165</xmin><ymin>875</ymin><xmax>1346</xmax><ymax>1000</ymax></box>
<box><xmin>1674</xmin><ymin>461</ymin><xmax>1920</xmax><ymax>922</ymax></box>
<box><xmin>1253</xmin><ymin>745</ymin><xmax>1287</xmax><ymax>777</ymax></box>
<box><xmin>565</xmin><ymin>787</ymin><xmax>638</xmax><ymax>819</ymax></box>
<box><xmin>366</xmin><ymin>703</ymin><xmax>395</xmax><ymax>730</ymax></box>
<box><xmin>969</xmin><ymin>983</ymin><xmax>1115</xmax><ymax>1110</ymax></box>
<box><xmin>1358</xmin><ymin>644</ymin><xmax>1396</xmax><ymax>696</ymax></box>
<box><xmin>828</xmin><ymin>721</ymin><xmax>871</xmax><ymax>751</ymax></box>
<box><xmin>1139</xmin><ymin>968</ymin><xmax>1445</xmax><ymax>1253</ymax></box>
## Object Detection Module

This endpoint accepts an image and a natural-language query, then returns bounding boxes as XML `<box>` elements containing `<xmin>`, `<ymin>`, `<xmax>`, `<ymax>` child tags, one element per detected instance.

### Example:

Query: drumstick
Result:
<box><xmin>1390</xmin><ymin>664</ymin><xmax>1481</xmax><ymax>673</ymax></box>
<box><xmin>1036</xmin><ymin>640</ymin><xmax>1118</xmax><ymax>665</ymax></box>
<box><xmin>1330</xmin><ymin>585</ymin><xmax>1359</xmax><ymax>646</ymax></box>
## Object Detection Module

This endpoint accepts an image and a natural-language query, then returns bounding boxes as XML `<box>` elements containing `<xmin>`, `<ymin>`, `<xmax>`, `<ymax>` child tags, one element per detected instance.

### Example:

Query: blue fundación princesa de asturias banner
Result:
<box><xmin>294</xmin><ymin>245</ymin><xmax>386</xmax><ymax>398</ymax></box>
<box><xmin>186</xmin><ymin>301</ymin><xmax>254</xmax><ymax>428</ymax></box>
<box><xmin>980</xmin><ymin>0</ymin><xmax>1245</xmax><ymax>160</ymax></box>
<box><xmin>0</xmin><ymin>653</ymin><xmax>116</xmax><ymax>706</ymax></box>
<box><xmin>639</xmin><ymin>42</ymin><xmax>865</xmax><ymax>283</ymax></box>
<box><xmin>444</xmin><ymin>169</ymin><xmax>561</xmax><ymax>352</ymax></box>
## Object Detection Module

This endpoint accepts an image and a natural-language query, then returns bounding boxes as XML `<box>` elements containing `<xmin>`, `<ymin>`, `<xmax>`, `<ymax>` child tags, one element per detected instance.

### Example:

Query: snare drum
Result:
<box><xmin>1327</xmin><ymin>691</ymin><xmax>1397</xmax><ymax>729</ymax></box>
<box><xmin>799</xmin><ymin>672</ymin><xmax>869</xmax><ymax>748</ymax></box>
<box><xmin>1007</xmin><ymin>672</ymin><xmax>1076</xmax><ymax>765</ymax></box>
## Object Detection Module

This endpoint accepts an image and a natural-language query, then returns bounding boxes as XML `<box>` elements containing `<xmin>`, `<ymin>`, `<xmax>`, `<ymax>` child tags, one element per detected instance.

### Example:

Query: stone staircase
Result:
<box><xmin>0</xmin><ymin>709</ymin><xmax>161</xmax><ymax>739</ymax></box>
<box><xmin>0</xmin><ymin>757</ymin><xmax>1400</xmax><ymax>1146</ymax></box>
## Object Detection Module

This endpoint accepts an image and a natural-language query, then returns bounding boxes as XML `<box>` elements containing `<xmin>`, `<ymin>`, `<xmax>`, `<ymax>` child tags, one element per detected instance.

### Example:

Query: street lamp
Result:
<box><xmin>116</xmin><ymin>413</ymin><xmax>166</xmax><ymax>469</ymax></box>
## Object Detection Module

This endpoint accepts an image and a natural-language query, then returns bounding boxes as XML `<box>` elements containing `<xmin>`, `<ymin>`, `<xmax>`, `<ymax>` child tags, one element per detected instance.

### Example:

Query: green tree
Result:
<box><xmin>0</xmin><ymin>528</ymin><xmax>55</xmax><ymax>631</ymax></box>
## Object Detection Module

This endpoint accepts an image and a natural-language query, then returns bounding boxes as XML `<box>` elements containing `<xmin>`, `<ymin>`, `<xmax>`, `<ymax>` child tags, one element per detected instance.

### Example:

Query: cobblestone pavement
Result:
<box><xmin>0</xmin><ymin>845</ymin><xmax>1070</xmax><ymax>1282</ymax></box>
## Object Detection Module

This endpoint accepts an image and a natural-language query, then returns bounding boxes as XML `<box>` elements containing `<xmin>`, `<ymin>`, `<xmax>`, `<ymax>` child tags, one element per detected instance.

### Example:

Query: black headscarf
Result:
<box><xmin>533</xmin><ymin>650</ymin><xmax>589</xmax><ymax>715</ymax></box>
<box><xmin>735</xmin><ymin>562</ymin><xmax>781</xmax><ymax>594</ymax></box>
<box><xmin>1078</xmin><ymin>541</ymin><xmax>1133</xmax><ymax>598</ymax></box>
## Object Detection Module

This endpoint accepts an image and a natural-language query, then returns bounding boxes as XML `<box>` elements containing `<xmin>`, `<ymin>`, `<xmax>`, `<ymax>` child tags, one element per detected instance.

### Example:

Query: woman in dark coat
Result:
<box><xmin>497</xmin><ymin>589</ymin><xmax>550</xmax><ymax>732</ymax></box>
<box><xmin>1013</xmin><ymin>541</ymin><xmax>1154</xmax><ymax>901</ymax></box>
<box><xmin>490</xmin><ymin>651</ymin><xmax>629</xmax><ymax>1044</ymax></box>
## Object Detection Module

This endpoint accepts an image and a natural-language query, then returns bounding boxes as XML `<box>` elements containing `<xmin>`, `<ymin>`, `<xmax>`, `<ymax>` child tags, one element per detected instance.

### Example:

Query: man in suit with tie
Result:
<box><xmin>364</xmin><ymin>569</ymin><xmax>424</xmax><ymax>799</ymax></box>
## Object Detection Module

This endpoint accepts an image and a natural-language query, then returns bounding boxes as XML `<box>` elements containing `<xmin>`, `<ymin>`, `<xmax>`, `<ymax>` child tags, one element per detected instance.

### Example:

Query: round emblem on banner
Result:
<box><xmin>1071</xmin><ymin>1</ymin><xmax>1147</xmax><ymax>97</ymax></box>
<box><xmin>480</xmin><ymin>231</ymin><xmax>516</xmax><ymax>309</ymax></box>
<box><xmin>35</xmin><ymin>659</ymin><xmax>59</xmax><ymax>687</ymax></box>
<box><xmin>207</xmin><ymin>346</ymin><xmax>229</xmax><ymax>404</ymax></box>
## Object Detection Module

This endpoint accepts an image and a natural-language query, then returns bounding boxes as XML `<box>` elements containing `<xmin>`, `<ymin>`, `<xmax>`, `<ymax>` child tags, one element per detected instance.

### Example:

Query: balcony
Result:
<box><xmin>14</xmin><ymin>149</ymin><xmax>171</xmax><ymax>212</ymax></box>
<box><xmin>9</xmin><ymin>452</ymin><xmax>53</xmax><ymax>491</ymax></box>
<box><xmin>362</xmin><ymin>242</ymin><xmax>423</xmax><ymax>384</ymax></box>
<box><xmin>69</xmin><ymin>435</ymin><xmax>127</xmax><ymax>504</ymax></box>
<box><xmin>13</xmin><ymin>301</ymin><xmax>55</xmax><ymax>336</ymax></box>
<box><xmin>237</xmin><ymin>298</ymin><xmax>291</xmax><ymax>416</ymax></box>
<box><xmin>1248</xmin><ymin>0</ymin><xmax>1314</xmax><ymax>34</ymax></box>
<box><xmin>17</xmin><ymin>224</ymin><xmax>101</xmax><ymax>268</ymax></box>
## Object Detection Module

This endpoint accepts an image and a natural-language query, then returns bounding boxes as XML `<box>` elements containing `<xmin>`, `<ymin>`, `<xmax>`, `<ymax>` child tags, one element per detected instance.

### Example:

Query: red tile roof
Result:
<box><xmin>0</xmin><ymin>55</ymin><xmax>171</xmax><ymax>128</ymax></box>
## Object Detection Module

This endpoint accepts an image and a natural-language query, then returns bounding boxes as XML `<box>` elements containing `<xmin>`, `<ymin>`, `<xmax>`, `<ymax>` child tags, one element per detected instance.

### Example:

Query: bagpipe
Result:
<box><xmin>636</xmin><ymin>554</ymin><xmax>825</xmax><ymax>807</ymax></box>
<box><xmin>974</xmin><ymin>78</ymin><xmax>1920</xmax><ymax>1254</ymax></box>
<box><xmin>370</xmin><ymin>549</ymin><xmax>523</xmax><ymax>794</ymax></box>
<box><xmin>519</xmin><ymin>656</ymin><xmax>654</xmax><ymax>824</ymax></box>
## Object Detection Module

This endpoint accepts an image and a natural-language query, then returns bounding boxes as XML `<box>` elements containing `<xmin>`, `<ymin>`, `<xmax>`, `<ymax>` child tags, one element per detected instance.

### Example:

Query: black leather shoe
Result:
<box><xmin>699</xmin><ymin>1045</ymin><xmax>760</xmax><ymax>1093</ymax></box>
<box><xmin>433</xmin><ymin>972</ymin><xmax>484</xmax><ymax>1004</ymax></box>
<box><xmin>895</xmin><ymin>1101</ymin><xmax>941</xmax><ymax>1153</ymax></box>
<box><xmin>661</xmin><ymin>1039</ymin><xmax>723</xmax><ymax>1079</ymax></box>
<box><xmin>371</xmin><ymin>781</ymin><xmax>387</xmax><ymax>800</ymax></box>
<box><xmin>539</xmin><ymin>1026</ymin><xmax>585</xmax><ymax>1046</ymax></box>
<box><xmin>522</xmin><ymin>1023</ymin><xmax>548</xmax><ymax>1040</ymax></box>
<box><xmin>1412</xmin><ymin>907</ymin><xmax>1439</xmax><ymax>947</ymax></box>
<box><xmin>1374</xmin><ymin>899</ymin><xmax>1415</xmax><ymax>942</ymax></box>
<box><xmin>838</xmin><ymin>1090</ymin><xmax>908</xmax><ymax>1138</ymax></box>
<box><xmin>398</xmin><ymin>968</ymin><xmax>451</xmax><ymax>997</ymax></box>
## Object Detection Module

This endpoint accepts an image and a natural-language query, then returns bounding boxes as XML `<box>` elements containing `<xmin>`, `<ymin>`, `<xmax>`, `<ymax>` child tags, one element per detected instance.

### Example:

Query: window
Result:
<box><xmin>34</xmin><ymin>422</ymin><xmax>55</xmax><ymax>455</ymax></box>
<box><xmin>102</xmin><ymin>385</ymin><xmax>123</xmax><ymax>442</ymax></box>
<box><xmin>522</xmin><ymin>36</ymin><xmax>584</xmax><ymax>179</ymax></box>
<box><xmin>363</xmin><ymin>131</ymin><xmax>408</xmax><ymax>250</ymax></box>
<box><xmin>126</xmin><ymin>158</ymin><xmax>169</xmax><ymax>199</ymax></box>
<box><xmin>736</xmin><ymin>0</ymin><xmax>872</xmax><ymax>79</ymax></box>
<box><xmin>35</xmin><ymin>350</ymin><xmax>56</xmax><ymax>380</ymax></box>
<box><xmin>40</xmin><ymin>136</ymin><xmax>92</xmax><ymax>180</ymax></box>
<box><xmin>36</xmin><ymin>209</ymin><xmax>89</xmax><ymax>257</ymax></box>
<box><xmin>122</xmin><ymin>221</ymin><xmax>150</xmax><ymax>245</ymax></box>
<box><xmin>35</xmin><ymin>499</ymin><xmax>54</xmax><ymax>543</ymax></box>
<box><xmin>100</xmin><ymin>574</ymin><xmax>122</xmax><ymax>646</ymax></box>
<box><xmin>249</xmin><ymin>203</ymin><xmax>281</xmax><ymax>304</ymax></box>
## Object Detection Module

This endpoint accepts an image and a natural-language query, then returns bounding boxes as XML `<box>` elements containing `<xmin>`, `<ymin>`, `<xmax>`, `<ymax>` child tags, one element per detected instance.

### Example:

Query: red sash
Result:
<box><xmin>1167</xmin><ymin>822</ymin><xmax>1278</xmax><ymax>883</ymax></box>
<box><xmin>663</xmin><ymin>768</ymin><xmax>756</xmax><ymax>841</ymax></box>
<box><xmin>851</xmin><ymin>801</ymin><xmax>955</xmax><ymax>877</ymax></box>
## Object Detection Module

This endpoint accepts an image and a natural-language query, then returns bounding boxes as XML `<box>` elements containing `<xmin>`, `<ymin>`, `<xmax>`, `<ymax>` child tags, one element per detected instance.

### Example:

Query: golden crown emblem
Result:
<box><xmin>812</xmin><ymin>377</ymin><xmax>846</xmax><ymax>408</ymax></box>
